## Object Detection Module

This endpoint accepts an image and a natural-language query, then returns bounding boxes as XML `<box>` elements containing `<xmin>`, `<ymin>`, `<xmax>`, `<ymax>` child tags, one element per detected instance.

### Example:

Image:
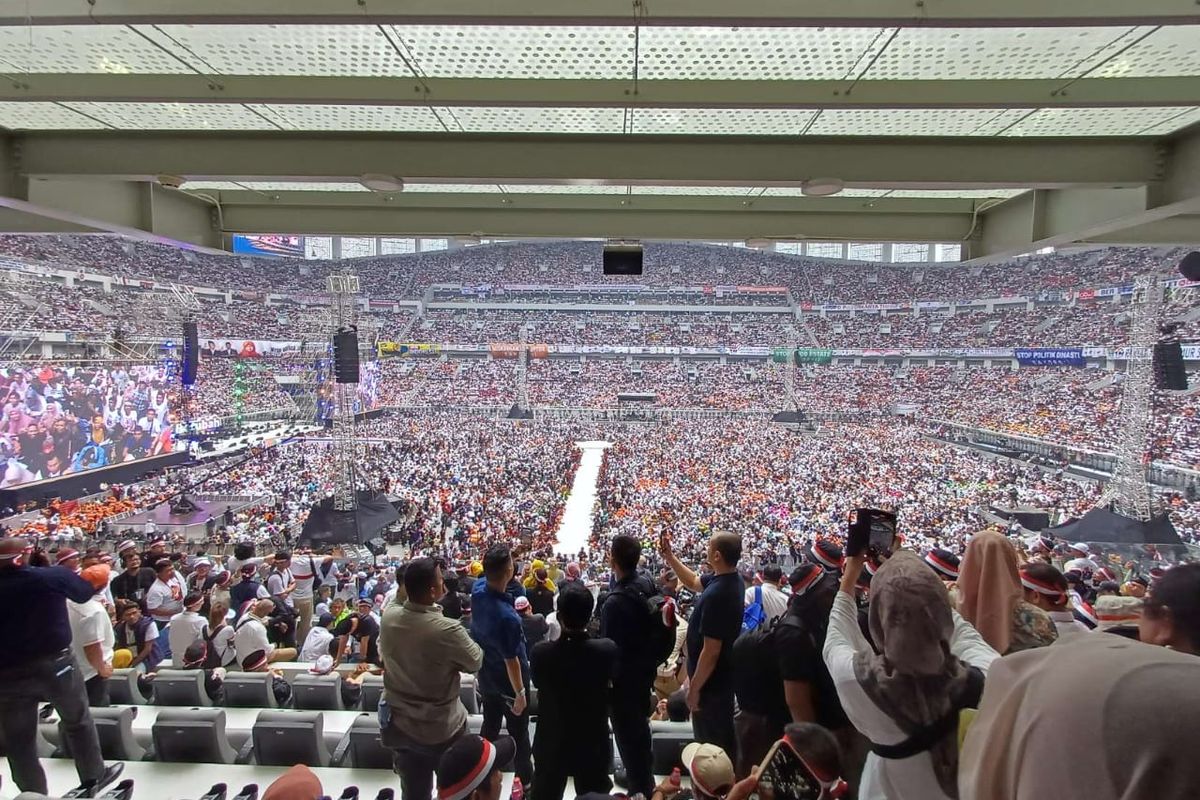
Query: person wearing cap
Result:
<box><xmin>1020</xmin><ymin>562</ymin><xmax>1089</xmax><ymax>639</ymax></box>
<box><xmin>808</xmin><ymin>539</ymin><xmax>845</xmax><ymax>575</ymax></box>
<box><xmin>679</xmin><ymin>742</ymin><xmax>737</xmax><ymax>800</ymax></box>
<box><xmin>470</xmin><ymin>544</ymin><xmax>534</xmax><ymax>788</ymax></box>
<box><xmin>380</xmin><ymin>557</ymin><xmax>483</xmax><ymax>800</ymax></box>
<box><xmin>530</xmin><ymin>581</ymin><xmax>618</xmax><ymax>800</ymax></box>
<box><xmin>659</xmin><ymin>531</ymin><xmax>745</xmax><ymax>755</ymax></box>
<box><xmin>68</xmin><ymin>564</ymin><xmax>116</xmax><ymax>707</ymax></box>
<box><xmin>0</xmin><ymin>537</ymin><xmax>124</xmax><ymax>797</ymax></box>
<box><xmin>1066</xmin><ymin>542</ymin><xmax>1100</xmax><ymax>573</ymax></box>
<box><xmin>600</xmin><ymin>533</ymin><xmax>663</xmax><ymax>800</ymax></box>
<box><xmin>1092</xmin><ymin>595</ymin><xmax>1143</xmax><ymax>640</ymax></box>
<box><xmin>515</xmin><ymin>595</ymin><xmax>549</xmax><ymax>648</ymax></box>
<box><xmin>110</xmin><ymin>550</ymin><xmax>155</xmax><ymax>605</ymax></box>
<box><xmin>145</xmin><ymin>556</ymin><xmax>186</xmax><ymax>660</ymax></box>
<box><xmin>744</xmin><ymin>564</ymin><xmax>789</xmax><ymax>625</ymax></box>
<box><xmin>167</xmin><ymin>591</ymin><xmax>211</xmax><ymax>668</ymax></box>
<box><xmin>436</xmin><ymin>734</ymin><xmax>515</xmax><ymax>800</ymax></box>
<box><xmin>923</xmin><ymin>548</ymin><xmax>960</xmax><ymax>585</ymax></box>
<box><xmin>55</xmin><ymin>547</ymin><xmax>80</xmax><ymax>573</ymax></box>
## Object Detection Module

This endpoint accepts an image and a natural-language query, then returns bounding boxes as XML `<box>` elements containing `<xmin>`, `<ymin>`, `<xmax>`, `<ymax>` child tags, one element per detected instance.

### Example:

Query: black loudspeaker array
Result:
<box><xmin>332</xmin><ymin>328</ymin><xmax>361</xmax><ymax>384</ymax></box>
<box><xmin>181</xmin><ymin>321</ymin><xmax>199</xmax><ymax>386</ymax></box>
<box><xmin>1153</xmin><ymin>341</ymin><xmax>1188</xmax><ymax>391</ymax></box>
<box><xmin>603</xmin><ymin>243</ymin><xmax>644</xmax><ymax>275</ymax></box>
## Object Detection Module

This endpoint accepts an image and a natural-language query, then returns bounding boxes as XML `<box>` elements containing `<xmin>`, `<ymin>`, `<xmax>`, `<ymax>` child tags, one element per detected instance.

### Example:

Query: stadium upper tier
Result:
<box><xmin>0</xmin><ymin>235</ymin><xmax>1188</xmax><ymax>305</ymax></box>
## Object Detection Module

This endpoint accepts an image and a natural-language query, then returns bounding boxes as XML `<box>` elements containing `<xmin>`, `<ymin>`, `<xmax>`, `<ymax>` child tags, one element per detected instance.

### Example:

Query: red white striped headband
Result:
<box><xmin>790</xmin><ymin>567</ymin><xmax>824</xmax><ymax>597</ymax></box>
<box><xmin>1020</xmin><ymin>572</ymin><xmax>1066</xmax><ymax>598</ymax></box>
<box><xmin>439</xmin><ymin>739</ymin><xmax>496</xmax><ymax>800</ymax></box>
<box><xmin>811</xmin><ymin>546</ymin><xmax>843</xmax><ymax>571</ymax></box>
<box><xmin>925</xmin><ymin>553</ymin><xmax>959</xmax><ymax>578</ymax></box>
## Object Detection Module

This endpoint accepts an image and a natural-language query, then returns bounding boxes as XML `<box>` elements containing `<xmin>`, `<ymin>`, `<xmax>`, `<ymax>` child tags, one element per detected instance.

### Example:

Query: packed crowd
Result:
<box><xmin>0</xmin><ymin>235</ymin><xmax>1186</xmax><ymax>305</ymax></box>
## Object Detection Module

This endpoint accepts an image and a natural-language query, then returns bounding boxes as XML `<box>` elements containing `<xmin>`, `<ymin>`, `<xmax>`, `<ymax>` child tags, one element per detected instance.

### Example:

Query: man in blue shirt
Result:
<box><xmin>0</xmin><ymin>538</ymin><xmax>123</xmax><ymax>796</ymax></box>
<box><xmin>470</xmin><ymin>544</ymin><xmax>532</xmax><ymax>787</ymax></box>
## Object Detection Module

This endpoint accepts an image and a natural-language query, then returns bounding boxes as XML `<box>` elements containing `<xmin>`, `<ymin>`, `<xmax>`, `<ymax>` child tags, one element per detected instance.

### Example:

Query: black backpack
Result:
<box><xmin>613</xmin><ymin>583</ymin><xmax>678</xmax><ymax>667</ymax></box>
<box><xmin>201</xmin><ymin>623</ymin><xmax>228</xmax><ymax>670</ymax></box>
<box><xmin>731</xmin><ymin>613</ymin><xmax>804</xmax><ymax>687</ymax></box>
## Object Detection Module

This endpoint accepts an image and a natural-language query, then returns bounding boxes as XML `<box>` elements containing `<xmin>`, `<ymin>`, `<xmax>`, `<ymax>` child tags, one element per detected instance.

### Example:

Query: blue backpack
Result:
<box><xmin>742</xmin><ymin>585</ymin><xmax>767</xmax><ymax>632</ymax></box>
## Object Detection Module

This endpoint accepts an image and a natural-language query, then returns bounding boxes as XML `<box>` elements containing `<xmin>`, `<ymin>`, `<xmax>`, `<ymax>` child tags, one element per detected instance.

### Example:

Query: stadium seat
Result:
<box><xmin>55</xmin><ymin>707</ymin><xmax>145</xmax><ymax>763</ymax></box>
<box><xmin>358</xmin><ymin>674</ymin><xmax>385</xmax><ymax>711</ymax></box>
<box><xmin>459</xmin><ymin>674</ymin><xmax>479</xmax><ymax>714</ymax></box>
<box><xmin>650</xmin><ymin>721</ymin><xmax>694</xmax><ymax>774</ymax></box>
<box><xmin>466</xmin><ymin>715</ymin><xmax>484</xmax><ymax>734</ymax></box>
<box><xmin>333</xmin><ymin>713</ymin><xmax>393</xmax><ymax>770</ymax></box>
<box><xmin>291</xmin><ymin>673</ymin><xmax>345</xmax><ymax>711</ymax></box>
<box><xmin>250</xmin><ymin>710</ymin><xmax>331</xmax><ymax>767</ymax></box>
<box><xmin>151</xmin><ymin>708</ymin><xmax>238</xmax><ymax>764</ymax></box>
<box><xmin>151</xmin><ymin>669</ymin><xmax>212</xmax><ymax>707</ymax></box>
<box><xmin>108</xmin><ymin>668</ymin><xmax>145</xmax><ymax>705</ymax></box>
<box><xmin>222</xmin><ymin>672</ymin><xmax>278</xmax><ymax>708</ymax></box>
<box><xmin>527</xmin><ymin>686</ymin><xmax>539</xmax><ymax>718</ymax></box>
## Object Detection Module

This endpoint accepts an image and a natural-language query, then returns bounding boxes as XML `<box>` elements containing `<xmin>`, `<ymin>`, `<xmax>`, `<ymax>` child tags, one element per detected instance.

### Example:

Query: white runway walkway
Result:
<box><xmin>553</xmin><ymin>440</ymin><xmax>612</xmax><ymax>556</ymax></box>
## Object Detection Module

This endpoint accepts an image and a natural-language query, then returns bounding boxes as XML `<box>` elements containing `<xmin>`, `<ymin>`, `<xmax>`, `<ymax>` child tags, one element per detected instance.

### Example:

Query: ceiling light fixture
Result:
<box><xmin>801</xmin><ymin>178</ymin><xmax>844</xmax><ymax>197</ymax></box>
<box><xmin>360</xmin><ymin>174</ymin><xmax>405</xmax><ymax>193</ymax></box>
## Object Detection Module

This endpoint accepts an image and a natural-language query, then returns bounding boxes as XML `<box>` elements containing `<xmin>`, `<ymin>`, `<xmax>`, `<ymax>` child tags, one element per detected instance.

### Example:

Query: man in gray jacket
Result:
<box><xmin>380</xmin><ymin>557</ymin><xmax>483</xmax><ymax>800</ymax></box>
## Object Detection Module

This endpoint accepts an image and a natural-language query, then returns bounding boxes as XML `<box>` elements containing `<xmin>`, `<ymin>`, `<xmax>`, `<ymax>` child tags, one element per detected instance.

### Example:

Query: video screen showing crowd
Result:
<box><xmin>0</xmin><ymin>237</ymin><xmax>1198</xmax><ymax>800</ymax></box>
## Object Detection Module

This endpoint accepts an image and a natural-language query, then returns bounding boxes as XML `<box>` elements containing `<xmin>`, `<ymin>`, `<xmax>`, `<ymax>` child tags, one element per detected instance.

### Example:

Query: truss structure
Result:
<box><xmin>781</xmin><ymin>328</ymin><xmax>800</xmax><ymax>415</ymax></box>
<box><xmin>1101</xmin><ymin>275</ymin><xmax>1162</xmax><ymax>521</ymax></box>
<box><xmin>328</xmin><ymin>274</ymin><xmax>361</xmax><ymax>512</ymax></box>
<box><xmin>514</xmin><ymin>325</ymin><xmax>531</xmax><ymax>414</ymax></box>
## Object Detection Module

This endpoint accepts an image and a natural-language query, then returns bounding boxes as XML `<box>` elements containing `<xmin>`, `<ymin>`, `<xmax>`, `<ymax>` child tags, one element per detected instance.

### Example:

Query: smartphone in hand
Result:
<box><xmin>847</xmin><ymin>508</ymin><xmax>897</xmax><ymax>558</ymax></box>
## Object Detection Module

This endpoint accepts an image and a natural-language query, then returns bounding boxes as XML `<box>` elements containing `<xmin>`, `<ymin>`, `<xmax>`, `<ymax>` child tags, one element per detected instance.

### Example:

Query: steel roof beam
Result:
<box><xmin>5</xmin><ymin>74</ymin><xmax>1200</xmax><ymax>110</ymax></box>
<box><xmin>3</xmin><ymin>0</ymin><xmax>1198</xmax><ymax>27</ymax></box>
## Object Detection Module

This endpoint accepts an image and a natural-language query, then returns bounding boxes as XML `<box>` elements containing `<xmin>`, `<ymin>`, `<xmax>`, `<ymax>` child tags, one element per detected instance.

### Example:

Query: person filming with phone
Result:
<box><xmin>822</xmin><ymin>509</ymin><xmax>999</xmax><ymax>800</ymax></box>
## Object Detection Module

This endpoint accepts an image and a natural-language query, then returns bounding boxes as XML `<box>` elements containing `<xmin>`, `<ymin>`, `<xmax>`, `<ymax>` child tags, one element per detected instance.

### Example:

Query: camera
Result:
<box><xmin>847</xmin><ymin>508</ymin><xmax>898</xmax><ymax>559</ymax></box>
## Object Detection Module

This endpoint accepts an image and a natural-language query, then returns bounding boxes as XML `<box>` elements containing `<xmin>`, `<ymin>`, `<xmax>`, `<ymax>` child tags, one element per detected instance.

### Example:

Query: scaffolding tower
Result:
<box><xmin>781</xmin><ymin>327</ymin><xmax>800</xmax><ymax>415</ymax></box>
<box><xmin>1101</xmin><ymin>275</ymin><xmax>1162</xmax><ymax>521</ymax></box>
<box><xmin>328</xmin><ymin>274</ymin><xmax>361</xmax><ymax>512</ymax></box>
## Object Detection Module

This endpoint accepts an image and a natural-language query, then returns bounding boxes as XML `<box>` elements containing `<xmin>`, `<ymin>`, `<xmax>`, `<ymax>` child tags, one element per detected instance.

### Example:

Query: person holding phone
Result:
<box><xmin>822</xmin><ymin>511</ymin><xmax>999</xmax><ymax>800</ymax></box>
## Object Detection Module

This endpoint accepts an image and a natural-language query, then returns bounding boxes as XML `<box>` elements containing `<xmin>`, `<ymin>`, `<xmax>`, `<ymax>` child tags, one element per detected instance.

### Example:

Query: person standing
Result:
<box><xmin>0</xmin><ymin>538</ymin><xmax>123</xmax><ymax>796</ymax></box>
<box><xmin>110</xmin><ymin>551</ymin><xmax>154</xmax><ymax>605</ymax></box>
<box><xmin>470</xmin><ymin>544</ymin><xmax>534</xmax><ymax>788</ymax></box>
<box><xmin>168</xmin><ymin>592</ymin><xmax>211</xmax><ymax>668</ymax></box>
<box><xmin>379</xmin><ymin>557</ymin><xmax>483</xmax><ymax>800</ymax></box>
<box><xmin>599</xmin><ymin>533</ymin><xmax>660</xmax><ymax>799</ymax></box>
<box><xmin>744</xmin><ymin>564</ymin><xmax>789</xmax><ymax>624</ymax></box>
<box><xmin>68</xmin><ymin>564</ymin><xmax>116</xmax><ymax>707</ymax></box>
<box><xmin>515</xmin><ymin>596</ymin><xmax>549</xmax><ymax>648</ymax></box>
<box><xmin>145</xmin><ymin>557</ymin><xmax>186</xmax><ymax>661</ymax></box>
<box><xmin>290</xmin><ymin>549</ymin><xmax>330</xmax><ymax>652</ymax></box>
<box><xmin>659</xmin><ymin>531</ymin><xmax>745</xmax><ymax>755</ymax></box>
<box><xmin>530</xmin><ymin>581</ymin><xmax>618</xmax><ymax>800</ymax></box>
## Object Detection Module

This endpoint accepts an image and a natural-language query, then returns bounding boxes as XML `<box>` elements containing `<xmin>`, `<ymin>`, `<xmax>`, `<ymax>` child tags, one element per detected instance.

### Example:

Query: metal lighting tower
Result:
<box><xmin>328</xmin><ymin>274</ymin><xmax>361</xmax><ymax>512</ymax></box>
<box><xmin>782</xmin><ymin>327</ymin><xmax>800</xmax><ymax>415</ymax></box>
<box><xmin>1102</xmin><ymin>275</ymin><xmax>1162</xmax><ymax>521</ymax></box>
<box><xmin>515</xmin><ymin>325</ymin><xmax>531</xmax><ymax>413</ymax></box>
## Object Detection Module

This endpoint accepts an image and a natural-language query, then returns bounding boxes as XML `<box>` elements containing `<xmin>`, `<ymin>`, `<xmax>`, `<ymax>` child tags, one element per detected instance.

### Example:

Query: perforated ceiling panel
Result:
<box><xmin>631</xmin><ymin>186</ymin><xmax>758</xmax><ymax>196</ymax></box>
<box><xmin>808</xmin><ymin>108</ymin><xmax>1028</xmax><ymax>137</ymax></box>
<box><xmin>232</xmin><ymin>182</ymin><xmax>370</xmax><ymax>192</ymax></box>
<box><xmin>761</xmin><ymin>188</ymin><xmax>892</xmax><ymax>197</ymax></box>
<box><xmin>631</xmin><ymin>108</ymin><xmax>819</xmax><ymax>135</ymax></box>
<box><xmin>445</xmin><ymin>106</ymin><xmax>624</xmax><ymax>134</ymax></box>
<box><xmin>0</xmin><ymin>25</ymin><xmax>192</xmax><ymax>74</ymax></box>
<box><xmin>884</xmin><ymin>189</ymin><xmax>1027</xmax><ymax>198</ymax></box>
<box><xmin>1091</xmin><ymin>26</ymin><xmax>1200</xmax><ymax>77</ymax></box>
<box><xmin>500</xmin><ymin>184</ymin><xmax>630</xmax><ymax>194</ymax></box>
<box><xmin>402</xmin><ymin>183</ymin><xmax>503</xmax><ymax>193</ymax></box>
<box><xmin>863</xmin><ymin>27</ymin><xmax>1154</xmax><ymax>80</ymax></box>
<box><xmin>1000</xmin><ymin>106</ymin><xmax>1200</xmax><ymax>136</ymax></box>
<box><xmin>638</xmin><ymin>26</ymin><xmax>889</xmax><ymax>80</ymax></box>
<box><xmin>64</xmin><ymin>102</ymin><xmax>279</xmax><ymax>130</ymax></box>
<box><xmin>149</xmin><ymin>24</ymin><xmax>415</xmax><ymax>76</ymax></box>
<box><xmin>246</xmin><ymin>104</ymin><xmax>445</xmax><ymax>131</ymax></box>
<box><xmin>0</xmin><ymin>101</ymin><xmax>110</xmax><ymax>129</ymax></box>
<box><xmin>393</xmin><ymin>25</ymin><xmax>635</xmax><ymax>79</ymax></box>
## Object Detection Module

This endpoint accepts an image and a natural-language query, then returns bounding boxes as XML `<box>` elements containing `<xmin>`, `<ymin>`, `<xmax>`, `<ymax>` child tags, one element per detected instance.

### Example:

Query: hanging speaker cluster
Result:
<box><xmin>1153</xmin><ymin>339</ymin><xmax>1188</xmax><ymax>391</ymax></box>
<box><xmin>333</xmin><ymin>327</ymin><xmax>360</xmax><ymax>384</ymax></box>
<box><xmin>181</xmin><ymin>321</ymin><xmax>199</xmax><ymax>386</ymax></box>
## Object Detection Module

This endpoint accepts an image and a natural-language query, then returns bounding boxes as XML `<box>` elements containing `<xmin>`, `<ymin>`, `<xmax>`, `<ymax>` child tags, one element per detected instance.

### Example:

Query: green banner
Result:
<box><xmin>796</xmin><ymin>347</ymin><xmax>833</xmax><ymax>365</ymax></box>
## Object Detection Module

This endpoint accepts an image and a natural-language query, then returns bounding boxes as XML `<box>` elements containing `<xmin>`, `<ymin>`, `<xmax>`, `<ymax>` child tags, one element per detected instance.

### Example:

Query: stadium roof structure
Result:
<box><xmin>0</xmin><ymin>1</ymin><xmax>1198</xmax><ymax>258</ymax></box>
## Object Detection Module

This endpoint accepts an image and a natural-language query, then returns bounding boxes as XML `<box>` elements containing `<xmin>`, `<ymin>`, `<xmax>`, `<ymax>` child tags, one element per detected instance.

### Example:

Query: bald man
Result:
<box><xmin>0</xmin><ymin>538</ymin><xmax>123</xmax><ymax>795</ymax></box>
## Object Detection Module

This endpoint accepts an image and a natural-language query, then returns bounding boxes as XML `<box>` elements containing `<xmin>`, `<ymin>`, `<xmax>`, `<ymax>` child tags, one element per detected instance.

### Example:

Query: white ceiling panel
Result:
<box><xmin>1000</xmin><ymin>106</ymin><xmax>1200</xmax><ymax>136</ymax></box>
<box><xmin>630</xmin><ymin>108</ymin><xmax>819</xmax><ymax>135</ymax></box>
<box><xmin>808</xmin><ymin>108</ymin><xmax>1027</xmax><ymax>136</ymax></box>
<box><xmin>149</xmin><ymin>24</ymin><xmax>415</xmax><ymax>77</ymax></box>
<box><xmin>1091</xmin><ymin>26</ymin><xmax>1200</xmax><ymax>77</ymax></box>
<box><xmin>246</xmin><ymin>104</ymin><xmax>445</xmax><ymax>132</ymax></box>
<box><xmin>761</xmin><ymin>188</ymin><xmax>892</xmax><ymax>197</ymax></box>
<box><xmin>0</xmin><ymin>25</ymin><xmax>192</xmax><ymax>74</ymax></box>
<box><xmin>500</xmin><ymin>184</ymin><xmax>630</xmax><ymax>194</ymax></box>
<box><xmin>403</xmin><ymin>183</ymin><xmax>504</xmax><ymax>193</ymax></box>
<box><xmin>883</xmin><ymin>189</ymin><xmax>1027</xmax><ymax>198</ymax></box>
<box><xmin>63</xmin><ymin>102</ymin><xmax>279</xmax><ymax>130</ymax></box>
<box><xmin>630</xmin><ymin>186</ymin><xmax>757</xmax><ymax>196</ymax></box>
<box><xmin>0</xmin><ymin>101</ymin><xmax>110</xmax><ymax>129</ymax></box>
<box><xmin>232</xmin><ymin>182</ymin><xmax>370</xmax><ymax>192</ymax></box>
<box><xmin>181</xmin><ymin>181</ymin><xmax>244</xmax><ymax>190</ymax></box>
<box><xmin>638</xmin><ymin>26</ymin><xmax>889</xmax><ymax>80</ymax></box>
<box><xmin>392</xmin><ymin>25</ymin><xmax>635</xmax><ymax>79</ymax></box>
<box><xmin>444</xmin><ymin>106</ymin><xmax>624</xmax><ymax>134</ymax></box>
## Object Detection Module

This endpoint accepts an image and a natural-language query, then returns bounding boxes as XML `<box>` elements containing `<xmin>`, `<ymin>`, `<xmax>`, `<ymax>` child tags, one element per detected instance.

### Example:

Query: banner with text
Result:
<box><xmin>1015</xmin><ymin>348</ymin><xmax>1086</xmax><ymax>367</ymax></box>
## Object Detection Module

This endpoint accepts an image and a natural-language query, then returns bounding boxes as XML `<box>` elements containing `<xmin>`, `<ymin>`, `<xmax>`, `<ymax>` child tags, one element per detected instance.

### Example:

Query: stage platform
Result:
<box><xmin>120</xmin><ymin>495</ymin><xmax>263</xmax><ymax>540</ymax></box>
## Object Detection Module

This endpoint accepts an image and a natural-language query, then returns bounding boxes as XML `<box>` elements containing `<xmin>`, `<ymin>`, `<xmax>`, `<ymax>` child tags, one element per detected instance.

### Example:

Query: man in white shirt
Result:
<box><xmin>69</xmin><ymin>565</ymin><xmax>116</xmax><ymax>706</ymax></box>
<box><xmin>145</xmin><ymin>558</ymin><xmax>186</xmax><ymax>661</ymax></box>
<box><xmin>744</xmin><ymin>564</ymin><xmax>790</xmax><ymax>624</ymax></box>
<box><xmin>299</xmin><ymin>613</ymin><xmax>336</xmax><ymax>662</ymax></box>
<box><xmin>233</xmin><ymin>599</ymin><xmax>297</xmax><ymax>668</ymax></box>
<box><xmin>167</xmin><ymin>593</ymin><xmax>210</xmax><ymax>668</ymax></box>
<box><xmin>289</xmin><ymin>550</ymin><xmax>333</xmax><ymax>652</ymax></box>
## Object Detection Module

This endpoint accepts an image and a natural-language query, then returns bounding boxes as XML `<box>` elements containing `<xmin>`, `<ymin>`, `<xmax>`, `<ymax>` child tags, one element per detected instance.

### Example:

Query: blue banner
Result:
<box><xmin>1015</xmin><ymin>348</ymin><xmax>1086</xmax><ymax>367</ymax></box>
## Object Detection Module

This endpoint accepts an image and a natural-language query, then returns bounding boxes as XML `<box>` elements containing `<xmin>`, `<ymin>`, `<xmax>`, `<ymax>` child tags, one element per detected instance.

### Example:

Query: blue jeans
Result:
<box><xmin>155</xmin><ymin>621</ymin><xmax>172</xmax><ymax>661</ymax></box>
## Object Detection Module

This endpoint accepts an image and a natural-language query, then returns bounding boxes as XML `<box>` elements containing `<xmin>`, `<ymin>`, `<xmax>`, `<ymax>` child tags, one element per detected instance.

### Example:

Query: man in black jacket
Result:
<box><xmin>599</xmin><ymin>534</ymin><xmax>658</xmax><ymax>800</ymax></box>
<box><xmin>530</xmin><ymin>581</ymin><xmax>617</xmax><ymax>800</ymax></box>
<box><xmin>110</xmin><ymin>551</ymin><xmax>156</xmax><ymax>606</ymax></box>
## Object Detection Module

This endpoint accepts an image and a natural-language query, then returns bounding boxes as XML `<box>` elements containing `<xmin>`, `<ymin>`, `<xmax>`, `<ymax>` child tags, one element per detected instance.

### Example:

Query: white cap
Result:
<box><xmin>309</xmin><ymin>654</ymin><xmax>335</xmax><ymax>675</ymax></box>
<box><xmin>1070</xmin><ymin>542</ymin><xmax>1090</xmax><ymax>554</ymax></box>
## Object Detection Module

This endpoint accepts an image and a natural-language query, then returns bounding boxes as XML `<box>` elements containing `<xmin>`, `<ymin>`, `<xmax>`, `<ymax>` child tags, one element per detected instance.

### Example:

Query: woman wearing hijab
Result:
<box><xmin>823</xmin><ymin>550</ymin><xmax>998</xmax><ymax>800</ymax></box>
<box><xmin>959</xmin><ymin>634</ymin><xmax>1200</xmax><ymax>800</ymax></box>
<box><xmin>957</xmin><ymin>530</ymin><xmax>1057</xmax><ymax>655</ymax></box>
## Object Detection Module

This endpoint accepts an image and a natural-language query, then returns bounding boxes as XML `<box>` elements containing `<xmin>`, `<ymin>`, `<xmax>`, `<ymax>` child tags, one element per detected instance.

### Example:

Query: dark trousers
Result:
<box><xmin>387</xmin><ymin>723</ymin><xmax>465</xmax><ymax>800</ymax></box>
<box><xmin>691</xmin><ymin>684</ymin><xmax>737</xmax><ymax>757</ymax></box>
<box><xmin>734</xmin><ymin>709</ymin><xmax>779</xmax><ymax>779</ymax></box>
<box><xmin>531</xmin><ymin>753</ymin><xmax>612</xmax><ymax>800</ymax></box>
<box><xmin>480</xmin><ymin>692</ymin><xmax>533</xmax><ymax>785</ymax></box>
<box><xmin>85</xmin><ymin>675</ymin><xmax>110</xmax><ymax>708</ymax></box>
<box><xmin>0</xmin><ymin>651</ymin><xmax>105</xmax><ymax>794</ymax></box>
<box><xmin>610</xmin><ymin>674</ymin><xmax>655</xmax><ymax>797</ymax></box>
